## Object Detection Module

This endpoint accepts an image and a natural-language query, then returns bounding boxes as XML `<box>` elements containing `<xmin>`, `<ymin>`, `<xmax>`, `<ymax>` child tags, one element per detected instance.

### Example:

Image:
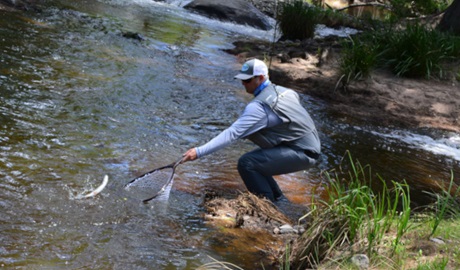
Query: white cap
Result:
<box><xmin>234</xmin><ymin>59</ymin><xmax>268</xmax><ymax>80</ymax></box>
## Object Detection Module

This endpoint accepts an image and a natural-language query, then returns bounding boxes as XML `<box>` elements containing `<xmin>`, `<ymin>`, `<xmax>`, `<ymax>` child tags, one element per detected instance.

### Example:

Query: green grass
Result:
<box><xmin>285</xmin><ymin>151</ymin><xmax>413</xmax><ymax>269</ymax></box>
<box><xmin>338</xmin><ymin>36</ymin><xmax>379</xmax><ymax>89</ymax></box>
<box><xmin>339</xmin><ymin>23</ymin><xmax>460</xmax><ymax>88</ymax></box>
<box><xmin>383</xmin><ymin>23</ymin><xmax>460</xmax><ymax>78</ymax></box>
<box><xmin>283</xmin><ymin>152</ymin><xmax>460</xmax><ymax>269</ymax></box>
<box><xmin>423</xmin><ymin>171</ymin><xmax>460</xmax><ymax>237</ymax></box>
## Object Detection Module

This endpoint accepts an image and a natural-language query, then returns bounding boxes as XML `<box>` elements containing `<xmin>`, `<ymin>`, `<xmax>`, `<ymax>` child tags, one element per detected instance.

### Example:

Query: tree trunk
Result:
<box><xmin>437</xmin><ymin>0</ymin><xmax>460</xmax><ymax>35</ymax></box>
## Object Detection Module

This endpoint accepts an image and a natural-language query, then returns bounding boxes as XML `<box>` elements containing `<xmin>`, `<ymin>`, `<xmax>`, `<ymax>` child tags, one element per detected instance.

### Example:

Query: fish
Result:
<box><xmin>76</xmin><ymin>175</ymin><xmax>109</xmax><ymax>199</ymax></box>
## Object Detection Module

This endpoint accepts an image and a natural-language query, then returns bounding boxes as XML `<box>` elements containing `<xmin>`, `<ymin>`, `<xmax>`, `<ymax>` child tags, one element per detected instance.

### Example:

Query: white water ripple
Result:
<box><xmin>371</xmin><ymin>130</ymin><xmax>460</xmax><ymax>161</ymax></box>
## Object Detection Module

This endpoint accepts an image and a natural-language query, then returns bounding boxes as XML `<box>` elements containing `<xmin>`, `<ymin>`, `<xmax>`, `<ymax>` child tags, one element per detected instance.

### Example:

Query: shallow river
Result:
<box><xmin>1</xmin><ymin>0</ymin><xmax>459</xmax><ymax>269</ymax></box>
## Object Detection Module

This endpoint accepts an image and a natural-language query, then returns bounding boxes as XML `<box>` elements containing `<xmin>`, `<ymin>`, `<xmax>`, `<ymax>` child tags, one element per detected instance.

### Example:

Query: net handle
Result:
<box><xmin>172</xmin><ymin>156</ymin><xmax>183</xmax><ymax>169</ymax></box>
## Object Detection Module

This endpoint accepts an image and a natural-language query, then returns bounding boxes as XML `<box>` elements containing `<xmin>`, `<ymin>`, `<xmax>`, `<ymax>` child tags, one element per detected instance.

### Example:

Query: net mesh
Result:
<box><xmin>125</xmin><ymin>168</ymin><xmax>174</xmax><ymax>200</ymax></box>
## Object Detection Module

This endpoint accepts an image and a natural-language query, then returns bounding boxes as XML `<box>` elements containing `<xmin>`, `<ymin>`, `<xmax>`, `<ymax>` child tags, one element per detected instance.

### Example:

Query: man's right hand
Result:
<box><xmin>182</xmin><ymin>148</ymin><xmax>197</xmax><ymax>163</ymax></box>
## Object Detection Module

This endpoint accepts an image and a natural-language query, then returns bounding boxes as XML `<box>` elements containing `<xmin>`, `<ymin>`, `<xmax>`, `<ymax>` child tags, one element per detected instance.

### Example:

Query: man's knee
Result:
<box><xmin>237</xmin><ymin>153</ymin><xmax>254</xmax><ymax>172</ymax></box>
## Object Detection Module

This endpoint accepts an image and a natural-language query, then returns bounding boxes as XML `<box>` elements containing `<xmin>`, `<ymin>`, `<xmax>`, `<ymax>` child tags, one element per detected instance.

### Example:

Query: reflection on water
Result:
<box><xmin>0</xmin><ymin>0</ymin><xmax>459</xmax><ymax>269</ymax></box>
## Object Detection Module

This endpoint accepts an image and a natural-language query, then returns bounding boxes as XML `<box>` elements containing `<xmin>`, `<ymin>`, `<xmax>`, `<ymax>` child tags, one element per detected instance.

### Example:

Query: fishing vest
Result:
<box><xmin>249</xmin><ymin>84</ymin><xmax>320</xmax><ymax>151</ymax></box>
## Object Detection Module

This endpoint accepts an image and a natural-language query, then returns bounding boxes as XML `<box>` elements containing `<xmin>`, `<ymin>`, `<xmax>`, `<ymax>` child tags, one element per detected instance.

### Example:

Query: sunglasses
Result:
<box><xmin>242</xmin><ymin>76</ymin><xmax>257</xmax><ymax>83</ymax></box>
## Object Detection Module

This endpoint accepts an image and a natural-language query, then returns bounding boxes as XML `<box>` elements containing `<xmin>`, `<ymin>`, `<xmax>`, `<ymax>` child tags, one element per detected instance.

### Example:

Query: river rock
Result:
<box><xmin>351</xmin><ymin>254</ymin><xmax>370</xmax><ymax>269</ymax></box>
<box><xmin>430</xmin><ymin>237</ymin><xmax>446</xmax><ymax>245</ymax></box>
<box><xmin>293</xmin><ymin>224</ymin><xmax>305</xmax><ymax>234</ymax></box>
<box><xmin>122</xmin><ymin>31</ymin><xmax>145</xmax><ymax>41</ymax></box>
<box><xmin>184</xmin><ymin>0</ymin><xmax>273</xmax><ymax>30</ymax></box>
<box><xmin>278</xmin><ymin>224</ymin><xmax>297</xmax><ymax>234</ymax></box>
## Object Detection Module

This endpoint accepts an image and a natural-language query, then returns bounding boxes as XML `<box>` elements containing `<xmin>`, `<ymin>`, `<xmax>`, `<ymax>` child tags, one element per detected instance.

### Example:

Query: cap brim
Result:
<box><xmin>234</xmin><ymin>74</ymin><xmax>253</xmax><ymax>80</ymax></box>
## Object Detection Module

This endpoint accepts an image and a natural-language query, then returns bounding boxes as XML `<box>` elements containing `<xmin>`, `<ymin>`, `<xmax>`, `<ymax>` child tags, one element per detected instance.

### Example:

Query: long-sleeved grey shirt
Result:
<box><xmin>195</xmin><ymin>78</ymin><xmax>323</xmax><ymax>158</ymax></box>
<box><xmin>195</xmin><ymin>100</ymin><xmax>282</xmax><ymax>158</ymax></box>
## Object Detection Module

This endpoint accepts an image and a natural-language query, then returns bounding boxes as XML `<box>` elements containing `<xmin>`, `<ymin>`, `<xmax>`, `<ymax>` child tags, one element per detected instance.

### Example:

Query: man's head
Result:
<box><xmin>234</xmin><ymin>59</ymin><xmax>268</xmax><ymax>94</ymax></box>
<box><xmin>234</xmin><ymin>59</ymin><xmax>268</xmax><ymax>80</ymax></box>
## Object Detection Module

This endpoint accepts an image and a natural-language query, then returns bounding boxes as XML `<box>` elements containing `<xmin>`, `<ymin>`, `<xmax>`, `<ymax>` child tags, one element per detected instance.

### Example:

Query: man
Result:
<box><xmin>182</xmin><ymin>58</ymin><xmax>321</xmax><ymax>202</ymax></box>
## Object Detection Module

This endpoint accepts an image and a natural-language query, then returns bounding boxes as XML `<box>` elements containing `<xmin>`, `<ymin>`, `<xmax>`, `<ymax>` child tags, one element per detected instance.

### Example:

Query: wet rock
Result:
<box><xmin>293</xmin><ymin>225</ymin><xmax>305</xmax><ymax>234</ymax></box>
<box><xmin>351</xmin><ymin>254</ymin><xmax>370</xmax><ymax>269</ymax></box>
<box><xmin>274</xmin><ymin>224</ymin><xmax>307</xmax><ymax>234</ymax></box>
<box><xmin>191</xmin><ymin>124</ymin><xmax>201</xmax><ymax>130</ymax></box>
<box><xmin>278</xmin><ymin>224</ymin><xmax>297</xmax><ymax>234</ymax></box>
<box><xmin>184</xmin><ymin>0</ymin><xmax>272</xmax><ymax>30</ymax></box>
<box><xmin>430</xmin><ymin>237</ymin><xmax>446</xmax><ymax>245</ymax></box>
<box><xmin>122</xmin><ymin>31</ymin><xmax>145</xmax><ymax>41</ymax></box>
<box><xmin>278</xmin><ymin>53</ymin><xmax>291</xmax><ymax>63</ymax></box>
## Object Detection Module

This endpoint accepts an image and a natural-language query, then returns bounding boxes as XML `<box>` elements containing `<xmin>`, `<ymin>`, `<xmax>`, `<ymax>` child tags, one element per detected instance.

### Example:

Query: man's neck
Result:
<box><xmin>253</xmin><ymin>79</ymin><xmax>270</xmax><ymax>96</ymax></box>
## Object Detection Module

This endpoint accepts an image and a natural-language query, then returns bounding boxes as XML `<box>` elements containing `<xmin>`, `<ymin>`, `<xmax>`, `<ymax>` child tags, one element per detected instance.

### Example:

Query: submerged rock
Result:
<box><xmin>278</xmin><ymin>224</ymin><xmax>297</xmax><ymax>234</ymax></box>
<box><xmin>122</xmin><ymin>31</ymin><xmax>145</xmax><ymax>41</ymax></box>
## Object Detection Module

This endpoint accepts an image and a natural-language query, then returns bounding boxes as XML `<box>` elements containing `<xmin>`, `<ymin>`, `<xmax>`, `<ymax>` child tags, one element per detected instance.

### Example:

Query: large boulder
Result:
<box><xmin>184</xmin><ymin>0</ymin><xmax>272</xmax><ymax>30</ymax></box>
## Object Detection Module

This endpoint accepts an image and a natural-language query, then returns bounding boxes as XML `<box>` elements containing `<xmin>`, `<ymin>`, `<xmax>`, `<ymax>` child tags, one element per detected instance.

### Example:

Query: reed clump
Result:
<box><xmin>339</xmin><ymin>23</ymin><xmax>460</xmax><ymax>87</ymax></box>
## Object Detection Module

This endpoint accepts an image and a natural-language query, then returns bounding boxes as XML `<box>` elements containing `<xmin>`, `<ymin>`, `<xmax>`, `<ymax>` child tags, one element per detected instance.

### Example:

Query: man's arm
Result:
<box><xmin>183</xmin><ymin>102</ymin><xmax>269</xmax><ymax>161</ymax></box>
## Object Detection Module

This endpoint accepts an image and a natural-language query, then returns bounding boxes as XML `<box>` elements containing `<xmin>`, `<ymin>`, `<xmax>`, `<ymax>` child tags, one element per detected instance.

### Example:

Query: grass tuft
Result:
<box><xmin>278</xmin><ymin>1</ymin><xmax>319</xmax><ymax>40</ymax></box>
<box><xmin>339</xmin><ymin>23</ymin><xmax>460</xmax><ymax>87</ymax></box>
<box><xmin>285</xmin><ymin>151</ymin><xmax>413</xmax><ymax>268</ymax></box>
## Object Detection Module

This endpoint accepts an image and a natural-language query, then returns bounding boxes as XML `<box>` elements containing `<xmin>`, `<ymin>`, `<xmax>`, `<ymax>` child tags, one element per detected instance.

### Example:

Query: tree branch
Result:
<box><xmin>335</xmin><ymin>3</ymin><xmax>392</xmax><ymax>12</ymax></box>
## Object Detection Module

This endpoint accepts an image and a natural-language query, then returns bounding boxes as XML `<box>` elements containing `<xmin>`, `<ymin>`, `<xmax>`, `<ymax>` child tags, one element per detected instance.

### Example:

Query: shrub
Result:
<box><xmin>278</xmin><ymin>0</ymin><xmax>319</xmax><ymax>40</ymax></box>
<box><xmin>339</xmin><ymin>35</ymin><xmax>379</xmax><ymax>87</ymax></box>
<box><xmin>339</xmin><ymin>23</ymin><xmax>460</xmax><ymax>86</ymax></box>
<box><xmin>382</xmin><ymin>23</ymin><xmax>459</xmax><ymax>78</ymax></box>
